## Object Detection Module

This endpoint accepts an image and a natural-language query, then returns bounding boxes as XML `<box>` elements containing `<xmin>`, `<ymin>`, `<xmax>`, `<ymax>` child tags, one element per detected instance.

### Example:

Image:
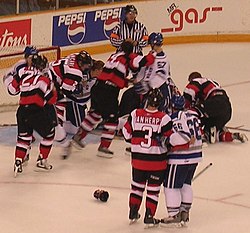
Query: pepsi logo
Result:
<box><xmin>67</xmin><ymin>21</ymin><xmax>86</xmax><ymax>45</ymax></box>
<box><xmin>103</xmin><ymin>16</ymin><xmax>120</xmax><ymax>39</ymax></box>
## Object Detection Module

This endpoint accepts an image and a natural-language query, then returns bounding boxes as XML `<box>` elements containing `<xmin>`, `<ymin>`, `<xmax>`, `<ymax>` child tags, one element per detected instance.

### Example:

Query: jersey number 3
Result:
<box><xmin>141</xmin><ymin>126</ymin><xmax>153</xmax><ymax>148</ymax></box>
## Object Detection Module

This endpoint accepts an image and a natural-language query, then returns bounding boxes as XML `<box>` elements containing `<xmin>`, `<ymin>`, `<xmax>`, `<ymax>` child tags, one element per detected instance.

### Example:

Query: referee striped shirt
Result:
<box><xmin>110</xmin><ymin>20</ymin><xmax>148</xmax><ymax>54</ymax></box>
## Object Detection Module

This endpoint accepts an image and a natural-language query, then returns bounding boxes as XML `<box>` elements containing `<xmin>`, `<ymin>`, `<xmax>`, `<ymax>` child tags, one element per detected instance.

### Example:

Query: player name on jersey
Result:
<box><xmin>135</xmin><ymin>116</ymin><xmax>161</xmax><ymax>125</ymax></box>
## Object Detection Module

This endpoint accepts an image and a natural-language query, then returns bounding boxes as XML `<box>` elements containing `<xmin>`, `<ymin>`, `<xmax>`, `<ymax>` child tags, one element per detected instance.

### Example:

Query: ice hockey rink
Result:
<box><xmin>0</xmin><ymin>42</ymin><xmax>250</xmax><ymax>233</ymax></box>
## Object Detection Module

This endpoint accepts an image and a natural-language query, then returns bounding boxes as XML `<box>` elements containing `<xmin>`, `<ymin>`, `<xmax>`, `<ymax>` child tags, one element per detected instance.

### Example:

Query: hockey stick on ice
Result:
<box><xmin>226</xmin><ymin>126</ymin><xmax>250</xmax><ymax>132</ymax></box>
<box><xmin>192</xmin><ymin>163</ymin><xmax>213</xmax><ymax>181</ymax></box>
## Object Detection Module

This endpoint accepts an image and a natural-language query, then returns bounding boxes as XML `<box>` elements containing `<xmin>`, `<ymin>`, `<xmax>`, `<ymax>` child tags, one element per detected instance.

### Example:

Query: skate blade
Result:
<box><xmin>14</xmin><ymin>166</ymin><xmax>22</xmax><ymax>178</ymax></box>
<box><xmin>14</xmin><ymin>169</ymin><xmax>18</xmax><ymax>178</ymax></box>
<box><xmin>144</xmin><ymin>223</ymin><xmax>159</xmax><ymax>229</ymax></box>
<box><xmin>96</xmin><ymin>152</ymin><xmax>113</xmax><ymax>159</ymax></box>
<box><xmin>34</xmin><ymin>165</ymin><xmax>53</xmax><ymax>172</ymax></box>
<box><xmin>160</xmin><ymin>221</ymin><xmax>186</xmax><ymax>228</ymax></box>
<box><xmin>129</xmin><ymin>219</ymin><xmax>139</xmax><ymax>225</ymax></box>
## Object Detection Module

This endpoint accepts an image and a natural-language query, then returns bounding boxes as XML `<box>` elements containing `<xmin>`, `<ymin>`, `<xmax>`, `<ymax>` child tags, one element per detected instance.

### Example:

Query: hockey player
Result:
<box><xmin>49</xmin><ymin>51</ymin><xmax>94</xmax><ymax>158</ymax></box>
<box><xmin>110</xmin><ymin>4</ymin><xmax>148</xmax><ymax>54</ymax></box>
<box><xmin>3</xmin><ymin>45</ymin><xmax>38</xmax><ymax>90</ymax></box>
<box><xmin>133</xmin><ymin>32</ymin><xmax>178</xmax><ymax>113</ymax></box>
<box><xmin>72</xmin><ymin>41</ymin><xmax>156</xmax><ymax>158</ymax></box>
<box><xmin>64</xmin><ymin>60</ymin><xmax>105</xmax><ymax>135</ymax></box>
<box><xmin>117</xmin><ymin>32</ymin><xmax>176</xmax><ymax>144</ymax></box>
<box><xmin>57</xmin><ymin>60</ymin><xmax>104</xmax><ymax>159</ymax></box>
<box><xmin>184</xmin><ymin>72</ymin><xmax>247</xmax><ymax>143</ymax></box>
<box><xmin>122</xmin><ymin>88</ymin><xmax>173</xmax><ymax>226</ymax></box>
<box><xmin>7</xmin><ymin>55</ymin><xmax>57</xmax><ymax>177</ymax></box>
<box><xmin>161</xmin><ymin>95</ymin><xmax>202</xmax><ymax>225</ymax></box>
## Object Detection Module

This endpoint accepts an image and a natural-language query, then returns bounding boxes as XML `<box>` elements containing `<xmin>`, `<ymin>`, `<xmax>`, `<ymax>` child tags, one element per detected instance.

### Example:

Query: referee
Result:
<box><xmin>110</xmin><ymin>5</ymin><xmax>148</xmax><ymax>54</ymax></box>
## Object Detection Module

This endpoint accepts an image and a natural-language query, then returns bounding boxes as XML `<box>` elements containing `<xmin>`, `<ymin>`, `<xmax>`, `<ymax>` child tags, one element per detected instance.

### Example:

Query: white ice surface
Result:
<box><xmin>0</xmin><ymin>43</ymin><xmax>250</xmax><ymax>233</ymax></box>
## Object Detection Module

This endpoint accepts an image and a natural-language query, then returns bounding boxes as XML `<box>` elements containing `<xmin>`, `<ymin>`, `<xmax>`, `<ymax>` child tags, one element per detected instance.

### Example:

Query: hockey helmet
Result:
<box><xmin>171</xmin><ymin>95</ymin><xmax>185</xmax><ymax>110</ymax></box>
<box><xmin>147</xmin><ymin>88</ymin><xmax>163</xmax><ymax>108</ymax></box>
<box><xmin>125</xmin><ymin>5</ymin><xmax>138</xmax><ymax>15</ymax></box>
<box><xmin>76</xmin><ymin>51</ymin><xmax>93</xmax><ymax>69</ymax></box>
<box><xmin>148</xmin><ymin>32</ymin><xmax>163</xmax><ymax>46</ymax></box>
<box><xmin>32</xmin><ymin>54</ymin><xmax>48</xmax><ymax>71</ymax></box>
<box><xmin>188</xmin><ymin>72</ymin><xmax>202</xmax><ymax>81</ymax></box>
<box><xmin>121</xmin><ymin>41</ymin><xmax>133</xmax><ymax>55</ymax></box>
<box><xmin>24</xmin><ymin>45</ymin><xmax>38</xmax><ymax>58</ymax></box>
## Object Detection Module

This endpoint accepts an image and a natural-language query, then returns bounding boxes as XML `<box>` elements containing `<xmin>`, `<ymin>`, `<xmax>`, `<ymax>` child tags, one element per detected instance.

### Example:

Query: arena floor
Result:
<box><xmin>0</xmin><ymin>43</ymin><xmax>250</xmax><ymax>233</ymax></box>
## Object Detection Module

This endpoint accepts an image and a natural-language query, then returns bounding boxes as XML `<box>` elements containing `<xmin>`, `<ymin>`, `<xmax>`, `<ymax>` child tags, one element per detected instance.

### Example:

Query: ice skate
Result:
<box><xmin>14</xmin><ymin>158</ymin><xmax>23</xmax><ymax>178</ymax></box>
<box><xmin>97</xmin><ymin>146</ymin><xmax>114</xmax><ymax>158</ymax></box>
<box><xmin>233</xmin><ymin>133</ymin><xmax>248</xmax><ymax>143</ymax></box>
<box><xmin>35</xmin><ymin>155</ymin><xmax>52</xmax><ymax>171</ymax></box>
<box><xmin>71</xmin><ymin>133</ymin><xmax>86</xmax><ymax>149</ymax></box>
<box><xmin>129</xmin><ymin>206</ymin><xmax>140</xmax><ymax>224</ymax></box>
<box><xmin>160</xmin><ymin>212</ymin><xmax>182</xmax><ymax>227</ymax></box>
<box><xmin>144</xmin><ymin>209</ymin><xmax>160</xmax><ymax>228</ymax></box>
<box><xmin>180</xmin><ymin>211</ymin><xmax>189</xmax><ymax>226</ymax></box>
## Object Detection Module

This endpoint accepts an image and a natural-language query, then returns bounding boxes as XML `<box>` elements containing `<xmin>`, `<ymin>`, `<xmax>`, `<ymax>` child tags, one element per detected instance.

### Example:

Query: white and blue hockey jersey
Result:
<box><xmin>168</xmin><ymin>109</ymin><xmax>202</xmax><ymax>165</ymax></box>
<box><xmin>135</xmin><ymin>51</ymin><xmax>171</xmax><ymax>89</ymax></box>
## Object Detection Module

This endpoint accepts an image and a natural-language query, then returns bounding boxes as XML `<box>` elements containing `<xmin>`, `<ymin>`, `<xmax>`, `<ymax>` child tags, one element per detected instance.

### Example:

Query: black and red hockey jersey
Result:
<box><xmin>49</xmin><ymin>54</ymin><xmax>87</xmax><ymax>93</ymax></box>
<box><xmin>123</xmin><ymin>108</ymin><xmax>173</xmax><ymax>171</ymax></box>
<box><xmin>98</xmin><ymin>51</ymin><xmax>155</xmax><ymax>89</ymax></box>
<box><xmin>184</xmin><ymin>77</ymin><xmax>226</xmax><ymax>108</ymax></box>
<box><xmin>8</xmin><ymin>67</ymin><xmax>57</xmax><ymax>107</ymax></box>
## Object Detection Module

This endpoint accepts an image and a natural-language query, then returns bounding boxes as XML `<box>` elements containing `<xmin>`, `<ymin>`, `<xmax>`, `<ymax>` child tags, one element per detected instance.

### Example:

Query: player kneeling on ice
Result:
<box><xmin>184</xmin><ymin>72</ymin><xmax>247</xmax><ymax>143</ymax></box>
<box><xmin>122</xmin><ymin>88</ymin><xmax>173</xmax><ymax>226</ymax></box>
<box><xmin>161</xmin><ymin>95</ymin><xmax>202</xmax><ymax>225</ymax></box>
<box><xmin>7</xmin><ymin>55</ymin><xmax>57</xmax><ymax>177</ymax></box>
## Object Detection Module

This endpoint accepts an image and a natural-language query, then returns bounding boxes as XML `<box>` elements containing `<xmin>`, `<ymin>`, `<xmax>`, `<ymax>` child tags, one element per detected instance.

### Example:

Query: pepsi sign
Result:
<box><xmin>94</xmin><ymin>8</ymin><xmax>121</xmax><ymax>39</ymax></box>
<box><xmin>52</xmin><ymin>7</ymin><xmax>124</xmax><ymax>47</ymax></box>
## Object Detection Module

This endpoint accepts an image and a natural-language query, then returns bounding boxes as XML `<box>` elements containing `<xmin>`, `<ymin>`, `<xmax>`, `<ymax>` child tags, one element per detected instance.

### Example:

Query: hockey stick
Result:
<box><xmin>226</xmin><ymin>126</ymin><xmax>250</xmax><ymax>132</ymax></box>
<box><xmin>192</xmin><ymin>163</ymin><xmax>213</xmax><ymax>181</ymax></box>
<box><xmin>222</xmin><ymin>80</ymin><xmax>250</xmax><ymax>88</ymax></box>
